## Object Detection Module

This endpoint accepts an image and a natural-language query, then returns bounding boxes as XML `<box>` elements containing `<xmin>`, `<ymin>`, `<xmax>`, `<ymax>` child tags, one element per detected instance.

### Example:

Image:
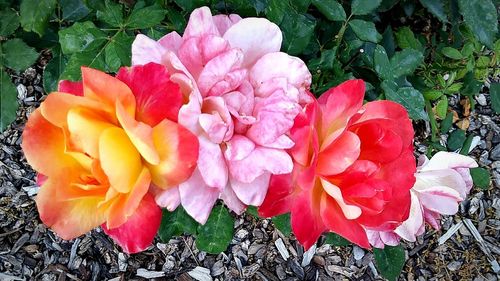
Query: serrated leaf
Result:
<box><xmin>196</xmin><ymin>205</ymin><xmax>234</xmax><ymax>254</ymax></box>
<box><xmin>349</xmin><ymin>20</ymin><xmax>382</xmax><ymax>43</ymax></box>
<box><xmin>19</xmin><ymin>0</ymin><xmax>57</xmax><ymax>37</ymax></box>
<box><xmin>458</xmin><ymin>0</ymin><xmax>498</xmax><ymax>48</ymax></box>
<box><xmin>311</xmin><ymin>0</ymin><xmax>346</xmax><ymax>21</ymax></box>
<box><xmin>58</xmin><ymin>22</ymin><xmax>107</xmax><ymax>55</ymax></box>
<box><xmin>490</xmin><ymin>83</ymin><xmax>500</xmax><ymax>114</ymax></box>
<box><xmin>2</xmin><ymin>39</ymin><xmax>39</xmax><ymax>72</ymax></box>
<box><xmin>324</xmin><ymin>233</ymin><xmax>350</xmax><ymax>246</ymax></box>
<box><xmin>351</xmin><ymin>0</ymin><xmax>382</xmax><ymax>15</ymax></box>
<box><xmin>104</xmin><ymin>31</ymin><xmax>133</xmax><ymax>72</ymax></box>
<box><xmin>43</xmin><ymin>48</ymin><xmax>67</xmax><ymax>93</ymax></box>
<box><xmin>272</xmin><ymin>213</ymin><xmax>291</xmax><ymax>236</ymax></box>
<box><xmin>419</xmin><ymin>0</ymin><xmax>448</xmax><ymax>22</ymax></box>
<box><xmin>447</xmin><ymin>129</ymin><xmax>466</xmax><ymax>151</ymax></box>
<box><xmin>0</xmin><ymin>9</ymin><xmax>19</xmax><ymax>37</ymax></box>
<box><xmin>374</xmin><ymin>245</ymin><xmax>405</xmax><ymax>281</ymax></box>
<box><xmin>435</xmin><ymin>96</ymin><xmax>448</xmax><ymax>119</ymax></box>
<box><xmin>459</xmin><ymin>134</ymin><xmax>474</xmax><ymax>155</ymax></box>
<box><xmin>441</xmin><ymin>47</ymin><xmax>463</xmax><ymax>60</ymax></box>
<box><xmin>60</xmin><ymin>0</ymin><xmax>91</xmax><ymax>21</ymax></box>
<box><xmin>390</xmin><ymin>49</ymin><xmax>423</xmax><ymax>78</ymax></box>
<box><xmin>470</xmin><ymin>167</ymin><xmax>491</xmax><ymax>189</ymax></box>
<box><xmin>158</xmin><ymin>207</ymin><xmax>199</xmax><ymax>242</ymax></box>
<box><xmin>281</xmin><ymin>12</ymin><xmax>316</xmax><ymax>55</ymax></box>
<box><xmin>373</xmin><ymin>45</ymin><xmax>392</xmax><ymax>80</ymax></box>
<box><xmin>0</xmin><ymin>70</ymin><xmax>18</xmax><ymax>131</ymax></box>
<box><xmin>126</xmin><ymin>4</ymin><xmax>166</xmax><ymax>29</ymax></box>
<box><xmin>382</xmin><ymin>83</ymin><xmax>427</xmax><ymax>120</ymax></box>
<box><xmin>395</xmin><ymin>27</ymin><xmax>423</xmax><ymax>51</ymax></box>
<box><xmin>60</xmin><ymin>50</ymin><xmax>106</xmax><ymax>81</ymax></box>
<box><xmin>96</xmin><ymin>0</ymin><xmax>124</xmax><ymax>27</ymax></box>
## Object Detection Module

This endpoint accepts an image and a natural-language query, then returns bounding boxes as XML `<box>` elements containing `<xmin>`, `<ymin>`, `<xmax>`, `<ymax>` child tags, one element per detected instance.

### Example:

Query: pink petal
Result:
<box><xmin>102</xmin><ymin>193</ymin><xmax>161</xmax><ymax>254</ymax></box>
<box><xmin>250</xmin><ymin>52</ymin><xmax>311</xmax><ymax>96</ymax></box>
<box><xmin>197</xmin><ymin>135</ymin><xmax>228</xmax><ymax>189</ymax></box>
<box><xmin>199</xmin><ymin>96</ymin><xmax>234</xmax><ymax>143</ymax></box>
<box><xmin>224</xmin><ymin>135</ymin><xmax>255</xmax><ymax>161</ymax></box>
<box><xmin>395</xmin><ymin>192</ymin><xmax>424</xmax><ymax>242</ymax></box>
<box><xmin>228</xmin><ymin>147</ymin><xmax>293</xmax><ymax>183</ymax></box>
<box><xmin>178</xmin><ymin>35</ymin><xmax>229</xmax><ymax>79</ymax></box>
<box><xmin>230</xmin><ymin>173</ymin><xmax>271</xmax><ymax>206</ymax></box>
<box><xmin>414</xmin><ymin>169</ymin><xmax>468</xmax><ymax>199</ymax></box>
<box><xmin>213</xmin><ymin>14</ymin><xmax>242</xmax><ymax>35</ymax></box>
<box><xmin>418</xmin><ymin>186</ymin><xmax>461</xmax><ymax>215</ymax></box>
<box><xmin>183</xmin><ymin>7</ymin><xmax>219</xmax><ymax>38</ymax></box>
<box><xmin>154</xmin><ymin>186</ymin><xmax>181</xmax><ymax>211</ymax></box>
<box><xmin>220</xmin><ymin>185</ymin><xmax>246</xmax><ymax>215</ymax></box>
<box><xmin>423</xmin><ymin>151</ymin><xmax>478</xmax><ymax>171</ymax></box>
<box><xmin>261</xmin><ymin>135</ymin><xmax>295</xmax><ymax>149</ymax></box>
<box><xmin>158</xmin><ymin>31</ymin><xmax>183</xmax><ymax>52</ymax></box>
<box><xmin>223</xmin><ymin>18</ymin><xmax>282</xmax><ymax>67</ymax></box>
<box><xmin>179</xmin><ymin>168</ymin><xmax>220</xmax><ymax>224</ymax></box>
<box><xmin>131</xmin><ymin>34</ymin><xmax>166</xmax><ymax>65</ymax></box>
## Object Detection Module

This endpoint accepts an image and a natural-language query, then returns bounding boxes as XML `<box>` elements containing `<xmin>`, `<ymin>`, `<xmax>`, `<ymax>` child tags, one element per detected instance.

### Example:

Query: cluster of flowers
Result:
<box><xmin>22</xmin><ymin>7</ymin><xmax>478</xmax><ymax>253</ymax></box>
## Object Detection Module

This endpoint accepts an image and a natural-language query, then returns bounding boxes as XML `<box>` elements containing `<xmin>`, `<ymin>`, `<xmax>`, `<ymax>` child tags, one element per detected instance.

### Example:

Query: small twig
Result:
<box><xmin>182</xmin><ymin>237</ymin><xmax>200</xmax><ymax>266</ymax></box>
<box><xmin>0</xmin><ymin>228</ymin><xmax>22</xmax><ymax>238</ymax></box>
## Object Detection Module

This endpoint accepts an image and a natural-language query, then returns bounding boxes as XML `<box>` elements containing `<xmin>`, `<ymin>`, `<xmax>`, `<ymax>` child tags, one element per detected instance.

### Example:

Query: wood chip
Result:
<box><xmin>274</xmin><ymin>238</ymin><xmax>289</xmax><ymax>260</ymax></box>
<box><xmin>438</xmin><ymin>221</ymin><xmax>463</xmax><ymax>245</ymax></box>
<box><xmin>136</xmin><ymin>268</ymin><xmax>165</xmax><ymax>279</ymax></box>
<box><xmin>301</xmin><ymin>244</ymin><xmax>316</xmax><ymax>267</ymax></box>
<box><xmin>187</xmin><ymin>266</ymin><xmax>212</xmax><ymax>281</ymax></box>
<box><xmin>463</xmin><ymin>219</ymin><xmax>500</xmax><ymax>273</ymax></box>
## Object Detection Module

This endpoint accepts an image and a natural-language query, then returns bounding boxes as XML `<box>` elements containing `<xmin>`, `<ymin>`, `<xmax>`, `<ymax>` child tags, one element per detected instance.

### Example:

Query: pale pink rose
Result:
<box><xmin>131</xmin><ymin>7</ymin><xmax>312</xmax><ymax>223</ymax></box>
<box><xmin>367</xmin><ymin>152</ymin><xmax>478</xmax><ymax>247</ymax></box>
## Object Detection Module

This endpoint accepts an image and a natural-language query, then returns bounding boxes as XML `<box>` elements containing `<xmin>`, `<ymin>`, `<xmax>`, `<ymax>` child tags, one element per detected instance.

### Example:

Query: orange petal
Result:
<box><xmin>99</xmin><ymin>127</ymin><xmax>143</xmax><ymax>193</ymax></box>
<box><xmin>36</xmin><ymin>177</ymin><xmax>107</xmax><ymax>240</ymax></box>
<box><xmin>106</xmin><ymin>167</ymin><xmax>151</xmax><ymax>229</ymax></box>
<box><xmin>81</xmin><ymin>67</ymin><xmax>136</xmax><ymax>117</ymax></box>
<box><xmin>67</xmin><ymin>106</ymin><xmax>116</xmax><ymax>158</ymax></box>
<box><xmin>40</xmin><ymin>92</ymin><xmax>103</xmax><ymax>128</ymax></box>
<box><xmin>317</xmin><ymin>131</ymin><xmax>360</xmax><ymax>176</ymax></box>
<box><xmin>146</xmin><ymin>119</ymin><xmax>199</xmax><ymax>189</ymax></box>
<box><xmin>21</xmin><ymin>109</ymin><xmax>80</xmax><ymax>177</ymax></box>
<box><xmin>116</xmin><ymin>101</ymin><xmax>160</xmax><ymax>165</ymax></box>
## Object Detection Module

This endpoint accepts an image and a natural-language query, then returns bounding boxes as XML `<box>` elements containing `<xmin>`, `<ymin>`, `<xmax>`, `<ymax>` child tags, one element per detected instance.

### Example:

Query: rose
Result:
<box><xmin>259</xmin><ymin>80</ymin><xmax>416</xmax><ymax>249</ymax></box>
<box><xmin>22</xmin><ymin>63</ymin><xmax>198</xmax><ymax>253</ymax></box>
<box><xmin>131</xmin><ymin>7</ymin><xmax>312</xmax><ymax>223</ymax></box>
<box><xmin>368</xmin><ymin>152</ymin><xmax>478</xmax><ymax>247</ymax></box>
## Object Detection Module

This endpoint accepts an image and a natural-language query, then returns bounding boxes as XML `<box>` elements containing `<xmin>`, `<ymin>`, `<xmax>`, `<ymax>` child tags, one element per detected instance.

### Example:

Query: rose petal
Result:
<box><xmin>179</xmin><ymin>169</ymin><xmax>220</xmax><ymax>224</ymax></box>
<box><xmin>230</xmin><ymin>173</ymin><xmax>271</xmax><ymax>206</ymax></box>
<box><xmin>131</xmin><ymin>34</ymin><xmax>167</xmax><ymax>65</ymax></box>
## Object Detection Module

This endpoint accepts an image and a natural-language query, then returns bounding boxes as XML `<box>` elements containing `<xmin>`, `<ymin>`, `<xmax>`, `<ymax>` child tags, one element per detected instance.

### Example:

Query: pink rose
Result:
<box><xmin>131</xmin><ymin>7</ymin><xmax>312</xmax><ymax>223</ymax></box>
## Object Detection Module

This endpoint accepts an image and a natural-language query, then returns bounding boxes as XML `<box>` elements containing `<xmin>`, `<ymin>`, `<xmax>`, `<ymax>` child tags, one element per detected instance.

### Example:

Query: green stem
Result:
<box><xmin>425</xmin><ymin>100</ymin><xmax>438</xmax><ymax>142</ymax></box>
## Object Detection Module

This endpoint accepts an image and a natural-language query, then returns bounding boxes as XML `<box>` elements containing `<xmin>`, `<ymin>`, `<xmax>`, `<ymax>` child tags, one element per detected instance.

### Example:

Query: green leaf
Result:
<box><xmin>435</xmin><ymin>96</ymin><xmax>448</xmax><ymax>119</ymax></box>
<box><xmin>43</xmin><ymin>48</ymin><xmax>67</xmax><ymax>93</ymax></box>
<box><xmin>395</xmin><ymin>27</ymin><xmax>423</xmax><ymax>51</ymax></box>
<box><xmin>96</xmin><ymin>0</ymin><xmax>124</xmax><ymax>27</ymax></box>
<box><xmin>462</xmin><ymin>71</ymin><xmax>481</xmax><ymax>96</ymax></box>
<box><xmin>441</xmin><ymin>47</ymin><xmax>463</xmax><ymax>60</ymax></box>
<box><xmin>419</xmin><ymin>0</ymin><xmax>448</xmax><ymax>22</ymax></box>
<box><xmin>440</xmin><ymin>112</ymin><xmax>454</xmax><ymax>133</ymax></box>
<box><xmin>265</xmin><ymin>0</ymin><xmax>290</xmax><ymax>24</ymax></box>
<box><xmin>246</xmin><ymin>206</ymin><xmax>260</xmax><ymax>218</ymax></box>
<box><xmin>460</xmin><ymin>134</ymin><xmax>474</xmax><ymax>155</ymax></box>
<box><xmin>60</xmin><ymin>0</ymin><xmax>91</xmax><ymax>21</ymax></box>
<box><xmin>58</xmin><ymin>21</ymin><xmax>107</xmax><ymax>55</ymax></box>
<box><xmin>324</xmin><ymin>233</ymin><xmax>350</xmax><ymax>246</ymax></box>
<box><xmin>1</xmin><ymin>39</ymin><xmax>39</xmax><ymax>72</ymax></box>
<box><xmin>126</xmin><ymin>4</ymin><xmax>166</xmax><ymax>29</ymax></box>
<box><xmin>447</xmin><ymin>129</ymin><xmax>466</xmax><ymax>151</ymax></box>
<box><xmin>158</xmin><ymin>207</ymin><xmax>199</xmax><ymax>242</ymax></box>
<box><xmin>104</xmin><ymin>31</ymin><xmax>133</xmax><ymax>72</ymax></box>
<box><xmin>0</xmin><ymin>9</ymin><xmax>19</xmax><ymax>37</ymax></box>
<box><xmin>490</xmin><ymin>83</ymin><xmax>500</xmax><ymax>114</ymax></box>
<box><xmin>308</xmin><ymin>47</ymin><xmax>337</xmax><ymax>71</ymax></box>
<box><xmin>423</xmin><ymin>90</ymin><xmax>444</xmax><ymax>101</ymax></box>
<box><xmin>458</xmin><ymin>0</ymin><xmax>498</xmax><ymax>48</ymax></box>
<box><xmin>60</xmin><ymin>50</ymin><xmax>106</xmax><ymax>81</ymax></box>
<box><xmin>373</xmin><ymin>45</ymin><xmax>392</xmax><ymax>80</ymax></box>
<box><xmin>19</xmin><ymin>0</ymin><xmax>57</xmax><ymax>37</ymax></box>
<box><xmin>174</xmin><ymin>0</ymin><xmax>210</xmax><ymax>12</ymax></box>
<box><xmin>280</xmin><ymin>12</ymin><xmax>316</xmax><ymax>55</ymax></box>
<box><xmin>382</xmin><ymin>82</ymin><xmax>427</xmax><ymax>120</ymax></box>
<box><xmin>311</xmin><ymin>0</ymin><xmax>346</xmax><ymax>21</ymax></box>
<box><xmin>470</xmin><ymin>167</ymin><xmax>491</xmax><ymax>189</ymax></box>
<box><xmin>390</xmin><ymin>49</ymin><xmax>423</xmax><ymax>78</ymax></box>
<box><xmin>351</xmin><ymin>0</ymin><xmax>382</xmax><ymax>15</ymax></box>
<box><xmin>349</xmin><ymin>20</ymin><xmax>382</xmax><ymax>43</ymax></box>
<box><xmin>196</xmin><ymin>205</ymin><xmax>234</xmax><ymax>254</ymax></box>
<box><xmin>374</xmin><ymin>245</ymin><xmax>405</xmax><ymax>281</ymax></box>
<box><xmin>272</xmin><ymin>213</ymin><xmax>291</xmax><ymax>236</ymax></box>
<box><xmin>0</xmin><ymin>70</ymin><xmax>18</xmax><ymax>131</ymax></box>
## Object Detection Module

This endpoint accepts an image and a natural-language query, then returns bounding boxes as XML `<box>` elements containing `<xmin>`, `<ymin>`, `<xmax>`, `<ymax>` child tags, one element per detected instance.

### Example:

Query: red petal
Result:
<box><xmin>116</xmin><ymin>63</ymin><xmax>183</xmax><ymax>126</ymax></box>
<box><xmin>316</xmin><ymin>131</ymin><xmax>360</xmax><ymax>176</ymax></box>
<box><xmin>102</xmin><ymin>193</ymin><xmax>161</xmax><ymax>254</ymax></box>
<box><xmin>320</xmin><ymin>192</ymin><xmax>371</xmax><ymax>249</ymax></box>
<box><xmin>58</xmin><ymin>80</ymin><xmax>83</xmax><ymax>96</ymax></box>
<box><xmin>258</xmin><ymin>173</ymin><xmax>294</xmax><ymax>217</ymax></box>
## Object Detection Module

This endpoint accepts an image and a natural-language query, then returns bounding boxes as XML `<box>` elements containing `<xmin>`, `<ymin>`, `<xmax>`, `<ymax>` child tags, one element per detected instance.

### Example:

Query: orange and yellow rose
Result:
<box><xmin>22</xmin><ymin>63</ymin><xmax>198</xmax><ymax>253</ymax></box>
